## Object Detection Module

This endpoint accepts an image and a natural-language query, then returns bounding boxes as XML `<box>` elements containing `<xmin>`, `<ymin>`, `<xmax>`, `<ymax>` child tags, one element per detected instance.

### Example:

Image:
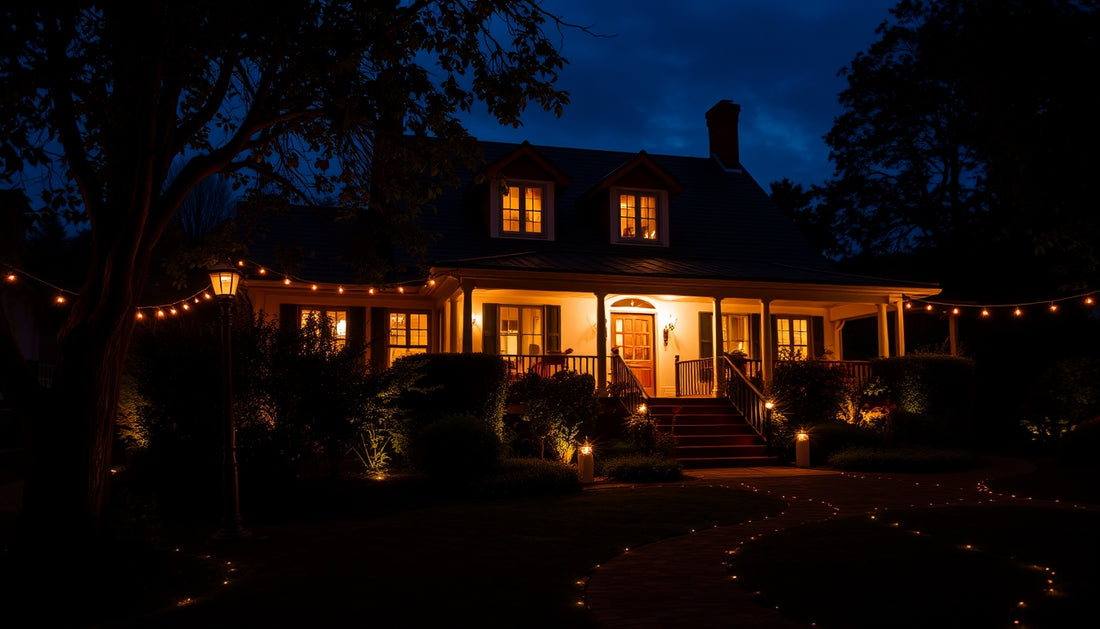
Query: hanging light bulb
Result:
<box><xmin>136</xmin><ymin>311</ymin><xmax>145</xmax><ymax>320</ymax></box>
<box><xmin>368</xmin><ymin>287</ymin><xmax>376</xmax><ymax>295</ymax></box>
<box><xmin>981</xmin><ymin>308</ymin><xmax>990</xmax><ymax>317</ymax></box>
<box><xmin>904</xmin><ymin>301</ymin><xmax>912</xmax><ymax>309</ymax></box>
<box><xmin>283</xmin><ymin>277</ymin><xmax>291</xmax><ymax>285</ymax></box>
<box><xmin>952</xmin><ymin>307</ymin><xmax>960</xmax><ymax>315</ymax></box>
<box><xmin>5</xmin><ymin>272</ymin><xmax>15</xmax><ymax>282</ymax></box>
<box><xmin>258</xmin><ymin>267</ymin><xmax>267</xmax><ymax>275</ymax></box>
<box><xmin>310</xmin><ymin>284</ymin><xmax>318</xmax><ymax>291</ymax></box>
<box><xmin>55</xmin><ymin>295</ymin><xmax>66</xmax><ymax>304</ymax></box>
<box><xmin>1087</xmin><ymin>296</ymin><xmax>1095</xmax><ymax>306</ymax></box>
<box><xmin>156</xmin><ymin>309</ymin><xmax>166</xmax><ymax>318</ymax></box>
<box><xmin>169</xmin><ymin>307</ymin><xmax>178</xmax><ymax>316</ymax></box>
<box><xmin>925</xmin><ymin>303</ymin><xmax>933</xmax><ymax>311</ymax></box>
<box><xmin>1014</xmin><ymin>307</ymin><xmax>1022</xmax><ymax>317</ymax></box>
<box><xmin>1049</xmin><ymin>303</ymin><xmax>1058</xmax><ymax>312</ymax></box>
<box><xmin>338</xmin><ymin>286</ymin><xmax>344</xmax><ymax>294</ymax></box>
<box><xmin>398</xmin><ymin>286</ymin><xmax>405</xmax><ymax>294</ymax></box>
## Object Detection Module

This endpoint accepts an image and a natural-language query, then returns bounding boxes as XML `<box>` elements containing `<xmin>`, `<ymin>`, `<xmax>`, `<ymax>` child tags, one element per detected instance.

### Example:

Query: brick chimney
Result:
<box><xmin>705</xmin><ymin>100</ymin><xmax>741</xmax><ymax>170</ymax></box>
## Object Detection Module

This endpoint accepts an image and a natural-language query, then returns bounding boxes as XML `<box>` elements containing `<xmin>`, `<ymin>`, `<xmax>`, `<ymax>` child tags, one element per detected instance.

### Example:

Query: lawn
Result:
<box><xmin>5</xmin><ymin>481</ymin><xmax>784</xmax><ymax>628</ymax></box>
<box><xmin>727</xmin><ymin>463</ymin><xmax>1100</xmax><ymax>629</ymax></box>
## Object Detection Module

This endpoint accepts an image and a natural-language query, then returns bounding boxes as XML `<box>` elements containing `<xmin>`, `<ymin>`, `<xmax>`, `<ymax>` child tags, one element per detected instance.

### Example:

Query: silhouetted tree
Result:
<box><xmin>0</xmin><ymin>1</ymin><xmax>577</xmax><ymax>557</ymax></box>
<box><xmin>822</xmin><ymin>0</ymin><xmax>1100</xmax><ymax>296</ymax></box>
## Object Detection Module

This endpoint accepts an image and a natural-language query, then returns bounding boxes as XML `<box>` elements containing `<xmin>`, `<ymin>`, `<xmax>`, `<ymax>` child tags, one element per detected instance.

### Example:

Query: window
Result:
<box><xmin>722</xmin><ymin>314</ymin><xmax>750</xmax><ymax>355</ymax></box>
<box><xmin>775</xmin><ymin>317</ymin><xmax>809</xmax><ymax>360</ymax></box>
<box><xmin>619</xmin><ymin>192</ymin><xmax>658</xmax><ymax>240</ymax></box>
<box><xmin>389</xmin><ymin>311</ymin><xmax>429</xmax><ymax>363</ymax></box>
<box><xmin>299</xmin><ymin>308</ymin><xmax>347</xmax><ymax>348</ymax></box>
<box><xmin>611</xmin><ymin>188</ymin><xmax>668</xmax><ymax>246</ymax></box>
<box><xmin>482</xmin><ymin>304</ymin><xmax>560</xmax><ymax>355</ymax></box>
<box><xmin>501</xmin><ymin>184</ymin><xmax>543</xmax><ymax>235</ymax></box>
<box><xmin>497</xmin><ymin>305</ymin><xmax>544</xmax><ymax>355</ymax></box>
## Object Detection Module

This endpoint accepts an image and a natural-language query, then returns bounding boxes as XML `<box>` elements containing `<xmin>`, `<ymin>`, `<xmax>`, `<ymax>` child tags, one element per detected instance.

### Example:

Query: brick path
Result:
<box><xmin>582</xmin><ymin>457</ymin><xmax>1073</xmax><ymax>628</ymax></box>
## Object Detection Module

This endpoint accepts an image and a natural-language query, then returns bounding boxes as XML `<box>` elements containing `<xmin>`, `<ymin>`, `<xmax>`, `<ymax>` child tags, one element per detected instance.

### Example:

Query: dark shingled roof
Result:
<box><xmin>245</xmin><ymin>140</ymin><xmax>936</xmax><ymax>291</ymax></box>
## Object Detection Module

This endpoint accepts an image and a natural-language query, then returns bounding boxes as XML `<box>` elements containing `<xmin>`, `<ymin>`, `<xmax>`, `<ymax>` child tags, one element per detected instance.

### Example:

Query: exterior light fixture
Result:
<box><xmin>207</xmin><ymin>263</ymin><xmax>248</xmax><ymax>540</ymax></box>
<box><xmin>662</xmin><ymin>314</ymin><xmax>677</xmax><ymax>347</ymax></box>
<box><xmin>577</xmin><ymin>441</ymin><xmax>594</xmax><ymax>484</ymax></box>
<box><xmin>795</xmin><ymin>430</ymin><xmax>810</xmax><ymax>467</ymax></box>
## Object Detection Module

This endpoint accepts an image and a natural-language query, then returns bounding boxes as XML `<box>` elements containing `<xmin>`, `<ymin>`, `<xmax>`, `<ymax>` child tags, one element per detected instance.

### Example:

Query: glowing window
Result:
<box><xmin>497</xmin><ymin>306</ymin><xmax>544</xmax><ymax>355</ymax></box>
<box><xmin>619</xmin><ymin>192</ymin><xmax>659</xmax><ymax>240</ymax></box>
<box><xmin>299</xmin><ymin>308</ymin><xmax>347</xmax><ymax>349</ymax></box>
<box><xmin>776</xmin><ymin>317</ymin><xmax>809</xmax><ymax>360</ymax></box>
<box><xmin>389</xmin><ymin>311</ymin><xmax>428</xmax><ymax>364</ymax></box>
<box><xmin>502</xmin><ymin>184</ymin><xmax>543</xmax><ymax>235</ymax></box>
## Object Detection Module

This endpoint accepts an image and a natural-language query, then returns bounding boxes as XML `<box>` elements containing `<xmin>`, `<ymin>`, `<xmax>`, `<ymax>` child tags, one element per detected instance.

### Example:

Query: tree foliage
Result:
<box><xmin>0</xmin><ymin>0</ymin><xmax>576</xmax><ymax>551</ymax></box>
<box><xmin>811</xmin><ymin>0</ymin><xmax>1100</xmax><ymax>294</ymax></box>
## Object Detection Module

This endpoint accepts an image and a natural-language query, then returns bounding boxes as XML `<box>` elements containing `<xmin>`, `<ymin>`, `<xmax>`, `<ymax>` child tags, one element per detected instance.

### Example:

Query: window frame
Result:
<box><xmin>490</xmin><ymin>179</ymin><xmax>555</xmax><ymax>240</ymax></box>
<box><xmin>611</xmin><ymin>187</ymin><xmax>669</xmax><ymax>246</ymax></box>
<box><xmin>387</xmin><ymin>309</ymin><xmax>430</xmax><ymax>365</ymax></box>
<box><xmin>775</xmin><ymin>316</ymin><xmax>810</xmax><ymax>360</ymax></box>
<box><xmin>298</xmin><ymin>307</ymin><xmax>348</xmax><ymax>349</ymax></box>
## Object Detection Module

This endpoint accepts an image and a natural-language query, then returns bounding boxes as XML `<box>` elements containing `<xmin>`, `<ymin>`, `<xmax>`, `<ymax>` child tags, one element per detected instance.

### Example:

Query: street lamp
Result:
<box><xmin>208</xmin><ymin>263</ymin><xmax>248</xmax><ymax>539</ymax></box>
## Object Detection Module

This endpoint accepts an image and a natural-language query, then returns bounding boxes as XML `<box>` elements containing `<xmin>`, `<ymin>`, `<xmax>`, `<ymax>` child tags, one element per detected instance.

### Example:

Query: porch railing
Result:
<box><xmin>610</xmin><ymin>349</ymin><xmax>647</xmax><ymax>414</ymax></box>
<box><xmin>675</xmin><ymin>355</ymin><xmax>764</xmax><ymax>396</ymax></box>
<box><xmin>503</xmin><ymin>352</ymin><xmax>599</xmax><ymax>381</ymax></box>
<box><xmin>720</xmin><ymin>356</ymin><xmax>772</xmax><ymax>446</ymax></box>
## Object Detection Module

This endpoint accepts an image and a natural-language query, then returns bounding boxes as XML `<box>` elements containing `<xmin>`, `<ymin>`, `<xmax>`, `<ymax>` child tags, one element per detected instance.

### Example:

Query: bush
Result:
<box><xmin>472</xmin><ymin>457</ymin><xmax>582</xmax><ymax>499</ymax></box>
<box><xmin>507</xmin><ymin>371</ymin><xmax>598</xmax><ymax>462</ymax></box>
<box><xmin>414</xmin><ymin>413</ymin><xmax>503</xmax><ymax>482</ymax></box>
<box><xmin>826</xmin><ymin>446</ymin><xmax>982</xmax><ymax>472</ymax></box>
<box><xmin>871</xmin><ymin>355</ymin><xmax>976</xmax><ymax>446</ymax></box>
<box><xmin>1023</xmin><ymin>358</ymin><xmax>1100</xmax><ymax>448</ymax></box>
<box><xmin>624</xmin><ymin>409</ymin><xmax>677</xmax><ymax>457</ymax></box>
<box><xmin>1059</xmin><ymin>417</ymin><xmax>1100</xmax><ymax>468</ymax></box>
<box><xmin>393</xmin><ymin>353</ymin><xmax>510</xmax><ymax>439</ymax></box>
<box><xmin>771</xmin><ymin>360</ymin><xmax>848</xmax><ymax>426</ymax></box>
<box><xmin>802</xmin><ymin>422</ymin><xmax>883</xmax><ymax>465</ymax></box>
<box><xmin>601</xmin><ymin>455</ymin><xmax>683</xmax><ymax>482</ymax></box>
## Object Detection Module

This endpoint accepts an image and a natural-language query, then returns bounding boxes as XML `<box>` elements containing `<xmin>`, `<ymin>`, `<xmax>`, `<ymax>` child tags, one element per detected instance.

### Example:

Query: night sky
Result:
<box><xmin>462</xmin><ymin>0</ymin><xmax>899</xmax><ymax>189</ymax></box>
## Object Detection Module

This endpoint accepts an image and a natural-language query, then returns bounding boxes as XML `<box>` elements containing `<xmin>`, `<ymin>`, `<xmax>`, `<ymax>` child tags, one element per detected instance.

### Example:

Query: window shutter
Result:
<box><xmin>699</xmin><ymin>312</ymin><xmax>713</xmax><ymax>358</ymax></box>
<box><xmin>482</xmin><ymin>303</ymin><xmax>499</xmax><ymax>354</ymax></box>
<box><xmin>546</xmin><ymin>305</ymin><xmax>561</xmax><ymax>353</ymax></box>
<box><xmin>370</xmin><ymin>308</ymin><xmax>388</xmax><ymax>371</ymax></box>
<box><xmin>812</xmin><ymin>316</ymin><xmax>826</xmax><ymax>360</ymax></box>
<box><xmin>347</xmin><ymin>306</ymin><xmax>366</xmax><ymax>351</ymax></box>
<box><xmin>279</xmin><ymin>304</ymin><xmax>298</xmax><ymax>336</ymax></box>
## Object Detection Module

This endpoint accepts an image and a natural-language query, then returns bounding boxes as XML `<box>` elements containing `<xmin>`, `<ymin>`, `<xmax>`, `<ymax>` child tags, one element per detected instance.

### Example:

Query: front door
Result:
<box><xmin>612</xmin><ymin>313</ymin><xmax>656</xmax><ymax>396</ymax></box>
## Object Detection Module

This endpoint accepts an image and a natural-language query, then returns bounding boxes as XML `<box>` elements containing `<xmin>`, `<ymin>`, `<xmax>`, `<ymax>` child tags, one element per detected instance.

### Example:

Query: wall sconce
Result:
<box><xmin>662</xmin><ymin>315</ymin><xmax>677</xmax><ymax>347</ymax></box>
<box><xmin>471</xmin><ymin>313</ymin><xmax>482</xmax><ymax>328</ymax></box>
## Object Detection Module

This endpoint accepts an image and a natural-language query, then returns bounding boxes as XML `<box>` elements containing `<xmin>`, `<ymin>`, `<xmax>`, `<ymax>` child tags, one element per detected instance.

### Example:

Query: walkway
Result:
<box><xmin>582</xmin><ymin>457</ymin><xmax>1066</xmax><ymax>628</ymax></box>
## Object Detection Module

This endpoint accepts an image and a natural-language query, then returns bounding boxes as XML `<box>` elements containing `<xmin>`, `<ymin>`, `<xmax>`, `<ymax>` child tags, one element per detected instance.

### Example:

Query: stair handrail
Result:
<box><xmin>720</xmin><ymin>355</ymin><xmax>772</xmax><ymax>447</ymax></box>
<box><xmin>610</xmin><ymin>348</ymin><xmax>648</xmax><ymax>414</ymax></box>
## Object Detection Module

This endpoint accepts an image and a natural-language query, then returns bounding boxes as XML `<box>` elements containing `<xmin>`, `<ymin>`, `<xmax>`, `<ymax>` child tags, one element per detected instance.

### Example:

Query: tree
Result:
<box><xmin>768</xmin><ymin>178</ymin><xmax>846</xmax><ymax>260</ymax></box>
<box><xmin>0</xmin><ymin>1</ymin><xmax>576</xmax><ymax>553</ymax></box>
<box><xmin>822</xmin><ymin>0</ymin><xmax>1100</xmax><ymax>296</ymax></box>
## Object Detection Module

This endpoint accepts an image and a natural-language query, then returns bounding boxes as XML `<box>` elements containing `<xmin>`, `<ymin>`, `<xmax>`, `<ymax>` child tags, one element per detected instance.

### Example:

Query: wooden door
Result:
<box><xmin>612</xmin><ymin>313</ymin><xmax>655</xmax><ymax>396</ymax></box>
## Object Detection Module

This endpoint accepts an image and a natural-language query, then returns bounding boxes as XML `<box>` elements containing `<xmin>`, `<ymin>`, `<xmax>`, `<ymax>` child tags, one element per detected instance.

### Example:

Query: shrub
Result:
<box><xmin>624</xmin><ymin>409</ymin><xmax>677</xmax><ymax>457</ymax></box>
<box><xmin>414</xmin><ymin>413</ymin><xmax>503</xmax><ymax>481</ymax></box>
<box><xmin>870</xmin><ymin>355</ymin><xmax>976</xmax><ymax>446</ymax></box>
<box><xmin>771</xmin><ymin>360</ymin><xmax>848</xmax><ymax>426</ymax></box>
<box><xmin>473</xmin><ymin>457</ymin><xmax>582</xmax><ymax>499</ymax></box>
<box><xmin>1059</xmin><ymin>417</ymin><xmax>1100</xmax><ymax>468</ymax></box>
<box><xmin>1022</xmin><ymin>358</ymin><xmax>1100</xmax><ymax>448</ymax></box>
<box><xmin>803</xmin><ymin>422</ymin><xmax>883</xmax><ymax>465</ymax></box>
<box><xmin>507</xmin><ymin>371</ymin><xmax>598</xmax><ymax>462</ymax></box>
<box><xmin>602</xmin><ymin>455</ymin><xmax>683</xmax><ymax>482</ymax></box>
<box><xmin>393</xmin><ymin>353</ymin><xmax>510</xmax><ymax>439</ymax></box>
<box><xmin>827</xmin><ymin>446</ymin><xmax>982</xmax><ymax>472</ymax></box>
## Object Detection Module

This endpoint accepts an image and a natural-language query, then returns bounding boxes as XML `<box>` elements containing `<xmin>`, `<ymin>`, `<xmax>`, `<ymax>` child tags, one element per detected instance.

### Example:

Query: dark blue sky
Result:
<box><xmin>462</xmin><ymin>0</ymin><xmax>899</xmax><ymax>189</ymax></box>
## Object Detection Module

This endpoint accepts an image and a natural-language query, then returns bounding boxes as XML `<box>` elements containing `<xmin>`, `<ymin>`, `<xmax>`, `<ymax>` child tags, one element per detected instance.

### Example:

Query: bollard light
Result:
<box><xmin>578</xmin><ymin>441</ymin><xmax>594</xmax><ymax>484</ymax></box>
<box><xmin>795</xmin><ymin>430</ymin><xmax>810</xmax><ymax>468</ymax></box>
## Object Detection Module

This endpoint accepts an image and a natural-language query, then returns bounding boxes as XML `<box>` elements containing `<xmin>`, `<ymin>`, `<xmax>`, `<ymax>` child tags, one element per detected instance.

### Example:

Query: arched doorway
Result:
<box><xmin>610</xmin><ymin>298</ymin><xmax>656</xmax><ymax>396</ymax></box>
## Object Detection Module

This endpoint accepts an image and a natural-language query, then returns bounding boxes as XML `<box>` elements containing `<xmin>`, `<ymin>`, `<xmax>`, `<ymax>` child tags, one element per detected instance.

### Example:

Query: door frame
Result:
<box><xmin>610</xmin><ymin>305</ymin><xmax>657</xmax><ymax>397</ymax></box>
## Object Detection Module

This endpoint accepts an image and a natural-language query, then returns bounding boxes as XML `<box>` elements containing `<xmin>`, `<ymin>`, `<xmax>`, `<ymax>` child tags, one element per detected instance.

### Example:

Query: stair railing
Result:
<box><xmin>610</xmin><ymin>348</ymin><xmax>648</xmax><ymax>414</ymax></box>
<box><xmin>720</xmin><ymin>355</ymin><xmax>772</xmax><ymax>447</ymax></box>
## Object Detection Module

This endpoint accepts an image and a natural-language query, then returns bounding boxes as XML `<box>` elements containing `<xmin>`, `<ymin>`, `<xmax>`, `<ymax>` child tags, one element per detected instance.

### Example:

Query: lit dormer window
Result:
<box><xmin>491</xmin><ymin>179</ymin><xmax>555</xmax><ymax>240</ymax></box>
<box><xmin>611</xmin><ymin>187</ymin><xmax>668</xmax><ymax>246</ymax></box>
<box><xmin>502</xmin><ymin>183</ymin><xmax>543</xmax><ymax>236</ymax></box>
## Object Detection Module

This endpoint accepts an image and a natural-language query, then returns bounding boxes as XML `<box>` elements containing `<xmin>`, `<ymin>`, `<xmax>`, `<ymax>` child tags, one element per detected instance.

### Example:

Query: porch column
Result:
<box><xmin>712</xmin><ymin>297</ymin><xmax>725</xmax><ymax>396</ymax></box>
<box><xmin>595</xmin><ymin>291</ymin><xmax>608</xmax><ymax>395</ymax></box>
<box><xmin>876</xmin><ymin>303</ymin><xmax>890</xmax><ymax>358</ymax></box>
<box><xmin>894</xmin><ymin>298</ymin><xmax>906</xmax><ymax>357</ymax></box>
<box><xmin>833</xmin><ymin>320</ymin><xmax>846</xmax><ymax>360</ymax></box>
<box><xmin>461</xmin><ymin>279</ymin><xmax>475</xmax><ymax>354</ymax></box>
<box><xmin>759</xmin><ymin>298</ymin><xmax>773</xmax><ymax>386</ymax></box>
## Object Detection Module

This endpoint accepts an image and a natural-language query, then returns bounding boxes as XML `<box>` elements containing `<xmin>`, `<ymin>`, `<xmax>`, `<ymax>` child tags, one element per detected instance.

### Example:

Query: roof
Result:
<box><xmin>244</xmin><ymin>139</ymin><xmax>938</xmax><ymax>292</ymax></box>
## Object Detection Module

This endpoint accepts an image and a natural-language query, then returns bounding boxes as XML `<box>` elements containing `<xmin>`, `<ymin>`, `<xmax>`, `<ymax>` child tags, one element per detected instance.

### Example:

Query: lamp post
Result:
<box><xmin>208</xmin><ymin>264</ymin><xmax>248</xmax><ymax>539</ymax></box>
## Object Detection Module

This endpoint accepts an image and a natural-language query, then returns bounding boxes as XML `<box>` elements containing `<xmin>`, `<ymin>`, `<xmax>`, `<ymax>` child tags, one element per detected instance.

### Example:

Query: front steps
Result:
<box><xmin>647</xmin><ymin>397</ymin><xmax>779</xmax><ymax>468</ymax></box>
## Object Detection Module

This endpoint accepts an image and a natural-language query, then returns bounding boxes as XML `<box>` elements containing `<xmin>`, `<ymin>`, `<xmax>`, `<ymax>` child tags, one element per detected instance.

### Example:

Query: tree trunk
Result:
<box><xmin>16</xmin><ymin>249</ymin><xmax>140</xmax><ymax>554</ymax></box>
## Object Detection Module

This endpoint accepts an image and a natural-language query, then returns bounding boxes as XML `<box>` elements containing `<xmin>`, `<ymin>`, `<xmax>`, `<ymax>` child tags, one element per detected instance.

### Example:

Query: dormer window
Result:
<box><xmin>491</xmin><ymin>179</ymin><xmax>555</xmax><ymax>240</ymax></box>
<box><xmin>502</xmin><ymin>183</ymin><xmax>543</xmax><ymax>236</ymax></box>
<box><xmin>611</xmin><ymin>187</ymin><xmax>669</xmax><ymax>246</ymax></box>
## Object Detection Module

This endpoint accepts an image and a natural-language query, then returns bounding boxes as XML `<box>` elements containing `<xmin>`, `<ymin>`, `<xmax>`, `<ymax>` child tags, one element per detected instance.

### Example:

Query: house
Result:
<box><xmin>242</xmin><ymin>100</ymin><xmax>940</xmax><ymax>406</ymax></box>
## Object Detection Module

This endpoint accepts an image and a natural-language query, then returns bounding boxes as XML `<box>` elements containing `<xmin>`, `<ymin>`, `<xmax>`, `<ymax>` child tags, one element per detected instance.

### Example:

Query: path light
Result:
<box><xmin>795</xmin><ymin>430</ymin><xmax>810</xmax><ymax>468</ymax></box>
<box><xmin>577</xmin><ymin>441</ymin><xmax>594</xmax><ymax>484</ymax></box>
<box><xmin>208</xmin><ymin>263</ymin><xmax>249</xmax><ymax>540</ymax></box>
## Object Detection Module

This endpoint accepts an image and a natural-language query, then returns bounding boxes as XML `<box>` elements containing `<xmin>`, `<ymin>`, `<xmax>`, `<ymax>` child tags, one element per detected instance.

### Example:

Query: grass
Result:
<box><xmin>727</xmin><ymin>505</ymin><xmax>1100</xmax><ymax>629</ymax></box>
<box><xmin>2</xmin><ymin>478</ymin><xmax>785</xmax><ymax>628</ymax></box>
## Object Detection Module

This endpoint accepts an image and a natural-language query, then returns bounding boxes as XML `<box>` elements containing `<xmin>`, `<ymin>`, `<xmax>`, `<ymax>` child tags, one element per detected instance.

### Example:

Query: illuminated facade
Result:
<box><xmin>244</xmin><ymin>100</ymin><xmax>940</xmax><ymax>396</ymax></box>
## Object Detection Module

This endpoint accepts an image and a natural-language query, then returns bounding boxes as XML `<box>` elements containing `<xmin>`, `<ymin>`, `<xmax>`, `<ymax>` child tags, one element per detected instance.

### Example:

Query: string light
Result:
<box><xmin>1014</xmin><ymin>307</ymin><xmax>1022</xmax><ymax>317</ymax></box>
<box><xmin>55</xmin><ymin>295</ymin><xmax>66</xmax><ymax>304</ymax></box>
<box><xmin>5</xmin><ymin>272</ymin><xmax>15</xmax><ymax>282</ymax></box>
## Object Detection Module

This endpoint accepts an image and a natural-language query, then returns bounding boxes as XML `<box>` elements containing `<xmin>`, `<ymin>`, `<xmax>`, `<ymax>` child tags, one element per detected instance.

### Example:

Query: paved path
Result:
<box><xmin>582</xmin><ymin>457</ymin><xmax>1078</xmax><ymax>628</ymax></box>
